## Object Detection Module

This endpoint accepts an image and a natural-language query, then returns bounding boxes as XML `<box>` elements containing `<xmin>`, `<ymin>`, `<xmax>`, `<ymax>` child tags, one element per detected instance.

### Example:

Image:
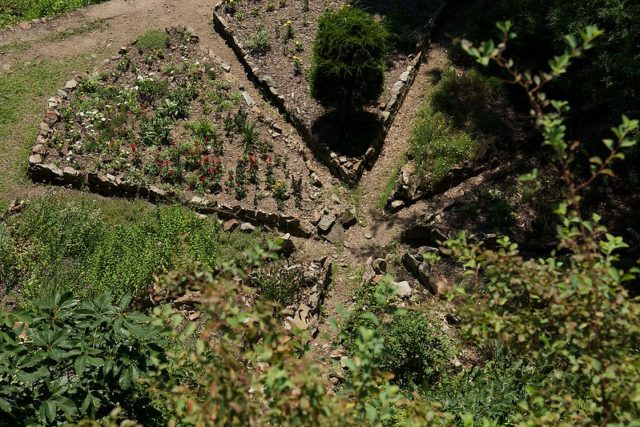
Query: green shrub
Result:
<box><xmin>341</xmin><ymin>278</ymin><xmax>453</xmax><ymax>389</ymax></box>
<box><xmin>0</xmin><ymin>292</ymin><xmax>169</xmax><ymax>425</ymax></box>
<box><xmin>0</xmin><ymin>223</ymin><xmax>17</xmax><ymax>293</ymax></box>
<box><xmin>431</xmin><ymin>345</ymin><xmax>541</xmax><ymax>425</ymax></box>
<box><xmin>136</xmin><ymin>29</ymin><xmax>170</xmax><ymax>51</ymax></box>
<box><xmin>378</xmin><ymin>310</ymin><xmax>453</xmax><ymax>388</ymax></box>
<box><xmin>310</xmin><ymin>6</ymin><xmax>388</xmax><ymax>112</ymax></box>
<box><xmin>3</xmin><ymin>195</ymin><xmax>267</xmax><ymax>303</ymax></box>
<box><xmin>245</xmin><ymin>29</ymin><xmax>271</xmax><ymax>56</ymax></box>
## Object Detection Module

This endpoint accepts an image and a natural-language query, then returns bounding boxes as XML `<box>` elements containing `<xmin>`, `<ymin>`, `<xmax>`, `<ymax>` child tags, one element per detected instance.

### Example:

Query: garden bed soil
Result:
<box><xmin>28</xmin><ymin>27</ymin><xmax>325</xmax><ymax>231</ymax></box>
<box><xmin>217</xmin><ymin>0</ymin><xmax>446</xmax><ymax>183</ymax></box>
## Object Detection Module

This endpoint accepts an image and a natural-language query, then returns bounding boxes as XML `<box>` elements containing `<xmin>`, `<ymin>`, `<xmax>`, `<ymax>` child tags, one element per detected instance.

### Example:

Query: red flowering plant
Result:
<box><xmin>198</xmin><ymin>155</ymin><xmax>224</xmax><ymax>191</ymax></box>
<box><xmin>128</xmin><ymin>143</ymin><xmax>142</xmax><ymax>166</ymax></box>
<box><xmin>182</xmin><ymin>141</ymin><xmax>204</xmax><ymax>171</ymax></box>
<box><xmin>234</xmin><ymin>158</ymin><xmax>248</xmax><ymax>200</ymax></box>
<box><xmin>247</xmin><ymin>153</ymin><xmax>260</xmax><ymax>185</ymax></box>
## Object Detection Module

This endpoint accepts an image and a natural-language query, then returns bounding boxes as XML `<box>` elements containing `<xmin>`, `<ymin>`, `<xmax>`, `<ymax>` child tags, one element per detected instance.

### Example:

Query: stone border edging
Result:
<box><xmin>212</xmin><ymin>1</ymin><xmax>447</xmax><ymax>185</ymax></box>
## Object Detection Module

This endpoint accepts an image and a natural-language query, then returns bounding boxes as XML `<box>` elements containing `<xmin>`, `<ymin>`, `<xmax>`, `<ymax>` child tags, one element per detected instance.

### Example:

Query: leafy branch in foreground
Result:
<box><xmin>149</xmin><ymin>261</ymin><xmax>450</xmax><ymax>427</ymax></box>
<box><xmin>442</xmin><ymin>23</ymin><xmax>640</xmax><ymax>426</ymax></box>
<box><xmin>0</xmin><ymin>292</ymin><xmax>169</xmax><ymax>425</ymax></box>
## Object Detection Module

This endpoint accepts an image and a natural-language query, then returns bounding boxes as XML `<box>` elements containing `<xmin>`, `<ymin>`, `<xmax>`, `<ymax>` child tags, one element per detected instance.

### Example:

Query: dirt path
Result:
<box><xmin>1</xmin><ymin>0</ymin><xmax>230</xmax><ymax>66</ymax></box>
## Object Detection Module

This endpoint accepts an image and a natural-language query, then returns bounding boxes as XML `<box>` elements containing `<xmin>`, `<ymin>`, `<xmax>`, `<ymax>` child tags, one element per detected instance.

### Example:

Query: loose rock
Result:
<box><xmin>324</xmin><ymin>223</ymin><xmax>345</xmax><ymax>244</ymax></box>
<box><xmin>317</xmin><ymin>214</ymin><xmax>336</xmax><ymax>234</ymax></box>
<box><xmin>223</xmin><ymin>219</ymin><xmax>239</xmax><ymax>232</ymax></box>
<box><xmin>394</xmin><ymin>281</ymin><xmax>413</xmax><ymax>298</ymax></box>
<box><xmin>240</xmin><ymin>222</ymin><xmax>257</xmax><ymax>233</ymax></box>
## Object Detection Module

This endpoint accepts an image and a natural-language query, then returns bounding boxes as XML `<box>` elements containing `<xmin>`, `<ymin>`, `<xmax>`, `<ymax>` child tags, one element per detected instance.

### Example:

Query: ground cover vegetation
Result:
<box><xmin>0</xmin><ymin>55</ymin><xmax>98</xmax><ymax>202</ymax></box>
<box><xmin>0</xmin><ymin>193</ymin><xmax>269</xmax><ymax>305</ymax></box>
<box><xmin>39</xmin><ymin>27</ymin><xmax>313</xmax><ymax>213</ymax></box>
<box><xmin>0</xmin><ymin>0</ymin><xmax>109</xmax><ymax>28</ymax></box>
<box><xmin>409</xmin><ymin>68</ymin><xmax>512</xmax><ymax>190</ymax></box>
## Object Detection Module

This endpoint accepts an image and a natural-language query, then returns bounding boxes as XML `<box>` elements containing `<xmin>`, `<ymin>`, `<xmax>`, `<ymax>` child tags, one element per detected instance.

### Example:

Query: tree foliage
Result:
<box><xmin>464</xmin><ymin>0</ymin><xmax>640</xmax><ymax>120</ymax></box>
<box><xmin>454</xmin><ymin>22</ymin><xmax>640</xmax><ymax>425</ymax></box>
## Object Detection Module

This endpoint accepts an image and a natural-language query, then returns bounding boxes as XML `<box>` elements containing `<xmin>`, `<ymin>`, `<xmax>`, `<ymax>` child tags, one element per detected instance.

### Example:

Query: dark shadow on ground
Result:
<box><xmin>311</xmin><ymin>110</ymin><xmax>383</xmax><ymax>157</ymax></box>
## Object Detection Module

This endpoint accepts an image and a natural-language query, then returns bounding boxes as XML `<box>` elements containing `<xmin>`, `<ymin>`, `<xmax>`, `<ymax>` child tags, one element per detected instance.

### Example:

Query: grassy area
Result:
<box><xmin>0</xmin><ymin>193</ymin><xmax>270</xmax><ymax>304</ymax></box>
<box><xmin>0</xmin><ymin>55</ymin><xmax>99</xmax><ymax>202</ymax></box>
<box><xmin>0</xmin><ymin>0</ymin><xmax>109</xmax><ymax>28</ymax></box>
<box><xmin>135</xmin><ymin>29</ymin><xmax>171</xmax><ymax>51</ymax></box>
<box><xmin>0</xmin><ymin>40</ymin><xmax>31</xmax><ymax>55</ymax></box>
<box><xmin>378</xmin><ymin>152</ymin><xmax>407</xmax><ymax>209</ymax></box>
<box><xmin>410</xmin><ymin>69</ymin><xmax>508</xmax><ymax>189</ymax></box>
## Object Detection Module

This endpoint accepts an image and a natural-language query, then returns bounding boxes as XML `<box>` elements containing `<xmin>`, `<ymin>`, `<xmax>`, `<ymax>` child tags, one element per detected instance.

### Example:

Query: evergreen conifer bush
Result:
<box><xmin>310</xmin><ymin>6</ymin><xmax>388</xmax><ymax>113</ymax></box>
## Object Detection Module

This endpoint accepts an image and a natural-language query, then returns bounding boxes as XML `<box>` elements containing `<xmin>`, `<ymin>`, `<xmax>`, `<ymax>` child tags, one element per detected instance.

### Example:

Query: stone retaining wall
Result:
<box><xmin>212</xmin><ymin>1</ymin><xmax>447</xmax><ymax>185</ymax></box>
<box><xmin>29</xmin><ymin>156</ymin><xmax>315</xmax><ymax>238</ymax></box>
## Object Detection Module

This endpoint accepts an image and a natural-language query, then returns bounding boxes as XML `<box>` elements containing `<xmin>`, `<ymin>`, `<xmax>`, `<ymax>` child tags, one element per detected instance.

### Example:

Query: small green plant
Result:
<box><xmin>248</xmin><ymin>262</ymin><xmax>306</xmax><ymax>307</ymax></box>
<box><xmin>141</xmin><ymin>115</ymin><xmax>172</xmax><ymax>146</ymax></box>
<box><xmin>0</xmin><ymin>223</ymin><xmax>17</xmax><ymax>293</ymax></box>
<box><xmin>283</xmin><ymin>19</ymin><xmax>294</xmax><ymax>41</ymax></box>
<box><xmin>291</xmin><ymin>176</ymin><xmax>303</xmax><ymax>208</ymax></box>
<box><xmin>292</xmin><ymin>54</ymin><xmax>303</xmax><ymax>75</ymax></box>
<box><xmin>188</xmin><ymin>119</ymin><xmax>219</xmax><ymax>143</ymax></box>
<box><xmin>235</xmin><ymin>159</ymin><xmax>248</xmax><ymax>199</ymax></box>
<box><xmin>240</xmin><ymin>119</ymin><xmax>260</xmax><ymax>150</ymax></box>
<box><xmin>116</xmin><ymin>54</ymin><xmax>131</xmax><ymax>73</ymax></box>
<box><xmin>137</xmin><ymin>78</ymin><xmax>169</xmax><ymax>104</ymax></box>
<box><xmin>272</xmin><ymin>179</ymin><xmax>288</xmax><ymax>208</ymax></box>
<box><xmin>223</xmin><ymin>0</ymin><xmax>236</xmax><ymax>14</ymax></box>
<box><xmin>136</xmin><ymin>29</ymin><xmax>170</xmax><ymax>51</ymax></box>
<box><xmin>245</xmin><ymin>29</ymin><xmax>271</xmax><ymax>56</ymax></box>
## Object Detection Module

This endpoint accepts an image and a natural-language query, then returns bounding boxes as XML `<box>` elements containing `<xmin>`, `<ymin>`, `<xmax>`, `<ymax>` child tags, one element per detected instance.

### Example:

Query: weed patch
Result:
<box><xmin>1</xmin><ymin>193</ymin><xmax>269</xmax><ymax>304</ymax></box>
<box><xmin>0</xmin><ymin>0</ymin><xmax>110</xmax><ymax>28</ymax></box>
